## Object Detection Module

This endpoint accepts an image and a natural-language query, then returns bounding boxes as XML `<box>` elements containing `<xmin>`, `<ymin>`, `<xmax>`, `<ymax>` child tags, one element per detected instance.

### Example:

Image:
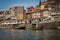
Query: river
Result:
<box><xmin>0</xmin><ymin>29</ymin><xmax>60</xmax><ymax>40</ymax></box>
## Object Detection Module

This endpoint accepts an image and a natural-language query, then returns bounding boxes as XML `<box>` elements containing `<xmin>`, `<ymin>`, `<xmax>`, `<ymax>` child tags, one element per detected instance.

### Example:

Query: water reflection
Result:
<box><xmin>0</xmin><ymin>29</ymin><xmax>59</xmax><ymax>40</ymax></box>
<box><xmin>42</xmin><ymin>29</ymin><xmax>56</xmax><ymax>40</ymax></box>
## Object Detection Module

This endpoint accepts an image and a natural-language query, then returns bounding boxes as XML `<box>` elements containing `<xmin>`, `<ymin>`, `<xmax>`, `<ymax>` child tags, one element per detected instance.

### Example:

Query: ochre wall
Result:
<box><xmin>17</xmin><ymin>13</ymin><xmax>24</xmax><ymax>19</ymax></box>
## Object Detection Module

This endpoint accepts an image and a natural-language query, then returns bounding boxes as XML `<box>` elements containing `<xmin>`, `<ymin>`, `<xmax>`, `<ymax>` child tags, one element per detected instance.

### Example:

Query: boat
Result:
<box><xmin>14</xmin><ymin>23</ymin><xmax>26</xmax><ymax>29</ymax></box>
<box><xmin>15</xmin><ymin>26</ymin><xmax>25</xmax><ymax>29</ymax></box>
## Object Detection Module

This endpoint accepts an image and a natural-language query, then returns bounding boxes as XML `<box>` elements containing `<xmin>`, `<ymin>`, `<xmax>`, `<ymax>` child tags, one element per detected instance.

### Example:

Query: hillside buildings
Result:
<box><xmin>0</xmin><ymin>0</ymin><xmax>60</xmax><ymax>22</ymax></box>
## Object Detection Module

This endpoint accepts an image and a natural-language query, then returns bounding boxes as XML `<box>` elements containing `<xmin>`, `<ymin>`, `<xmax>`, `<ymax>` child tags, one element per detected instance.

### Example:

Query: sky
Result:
<box><xmin>0</xmin><ymin>0</ymin><xmax>45</xmax><ymax>10</ymax></box>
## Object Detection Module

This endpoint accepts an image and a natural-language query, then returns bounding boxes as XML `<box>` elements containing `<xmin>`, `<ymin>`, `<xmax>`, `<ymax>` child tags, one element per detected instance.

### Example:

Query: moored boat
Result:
<box><xmin>15</xmin><ymin>26</ymin><xmax>25</xmax><ymax>29</ymax></box>
<box><xmin>14</xmin><ymin>23</ymin><xmax>26</xmax><ymax>29</ymax></box>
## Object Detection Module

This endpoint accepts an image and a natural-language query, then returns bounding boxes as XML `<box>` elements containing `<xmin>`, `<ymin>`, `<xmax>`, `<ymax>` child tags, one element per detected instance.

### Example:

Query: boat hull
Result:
<box><xmin>16</xmin><ymin>27</ymin><xmax>25</xmax><ymax>29</ymax></box>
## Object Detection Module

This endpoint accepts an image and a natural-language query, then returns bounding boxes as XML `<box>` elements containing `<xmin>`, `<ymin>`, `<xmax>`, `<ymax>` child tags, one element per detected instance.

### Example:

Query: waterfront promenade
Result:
<box><xmin>0</xmin><ymin>19</ymin><xmax>60</xmax><ymax>29</ymax></box>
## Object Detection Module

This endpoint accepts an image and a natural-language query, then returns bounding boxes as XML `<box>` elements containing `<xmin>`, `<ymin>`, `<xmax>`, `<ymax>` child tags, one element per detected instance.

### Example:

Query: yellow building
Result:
<box><xmin>38</xmin><ymin>2</ymin><xmax>49</xmax><ymax>17</ymax></box>
<box><xmin>17</xmin><ymin>13</ymin><xmax>24</xmax><ymax>20</ymax></box>
<box><xmin>40</xmin><ymin>2</ymin><xmax>46</xmax><ymax>10</ymax></box>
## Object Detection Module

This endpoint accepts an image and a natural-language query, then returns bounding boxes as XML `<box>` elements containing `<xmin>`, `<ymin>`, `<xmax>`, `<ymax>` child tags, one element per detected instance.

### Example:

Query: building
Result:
<box><xmin>56</xmin><ymin>0</ymin><xmax>60</xmax><ymax>13</ymax></box>
<box><xmin>26</xmin><ymin>6</ymin><xmax>41</xmax><ymax>19</ymax></box>
<box><xmin>45</xmin><ymin>0</ymin><xmax>60</xmax><ymax>20</ymax></box>
<box><xmin>26</xmin><ymin>6</ymin><xmax>34</xmax><ymax>19</ymax></box>
<box><xmin>40</xmin><ymin>2</ymin><xmax>49</xmax><ymax>17</ymax></box>
<box><xmin>45</xmin><ymin>0</ymin><xmax>56</xmax><ymax>15</ymax></box>
<box><xmin>10</xmin><ymin>6</ymin><xmax>24</xmax><ymax>20</ymax></box>
<box><xmin>2</xmin><ymin>10</ymin><xmax>12</xmax><ymax>20</ymax></box>
<box><xmin>25</xmin><ymin>1</ymin><xmax>47</xmax><ymax>21</ymax></box>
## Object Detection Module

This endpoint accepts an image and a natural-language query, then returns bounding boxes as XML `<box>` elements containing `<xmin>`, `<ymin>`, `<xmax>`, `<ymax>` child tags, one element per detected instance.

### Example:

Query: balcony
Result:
<box><xmin>46</xmin><ymin>1</ymin><xmax>55</xmax><ymax>4</ymax></box>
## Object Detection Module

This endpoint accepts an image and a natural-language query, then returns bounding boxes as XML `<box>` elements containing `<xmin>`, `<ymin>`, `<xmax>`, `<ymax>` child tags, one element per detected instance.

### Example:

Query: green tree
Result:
<box><xmin>39</xmin><ymin>0</ymin><xmax>41</xmax><ymax>7</ymax></box>
<box><xmin>36</xmin><ymin>0</ymin><xmax>41</xmax><ymax>7</ymax></box>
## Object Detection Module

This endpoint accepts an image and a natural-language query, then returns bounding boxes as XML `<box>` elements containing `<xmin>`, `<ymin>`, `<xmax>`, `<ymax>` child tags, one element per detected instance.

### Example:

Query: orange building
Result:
<box><xmin>26</xmin><ymin>6</ymin><xmax>41</xmax><ymax>19</ymax></box>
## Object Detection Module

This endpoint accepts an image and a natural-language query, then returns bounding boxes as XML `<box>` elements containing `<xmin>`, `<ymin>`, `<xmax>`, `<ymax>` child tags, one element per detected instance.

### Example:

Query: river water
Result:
<box><xmin>0</xmin><ymin>29</ymin><xmax>60</xmax><ymax>40</ymax></box>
